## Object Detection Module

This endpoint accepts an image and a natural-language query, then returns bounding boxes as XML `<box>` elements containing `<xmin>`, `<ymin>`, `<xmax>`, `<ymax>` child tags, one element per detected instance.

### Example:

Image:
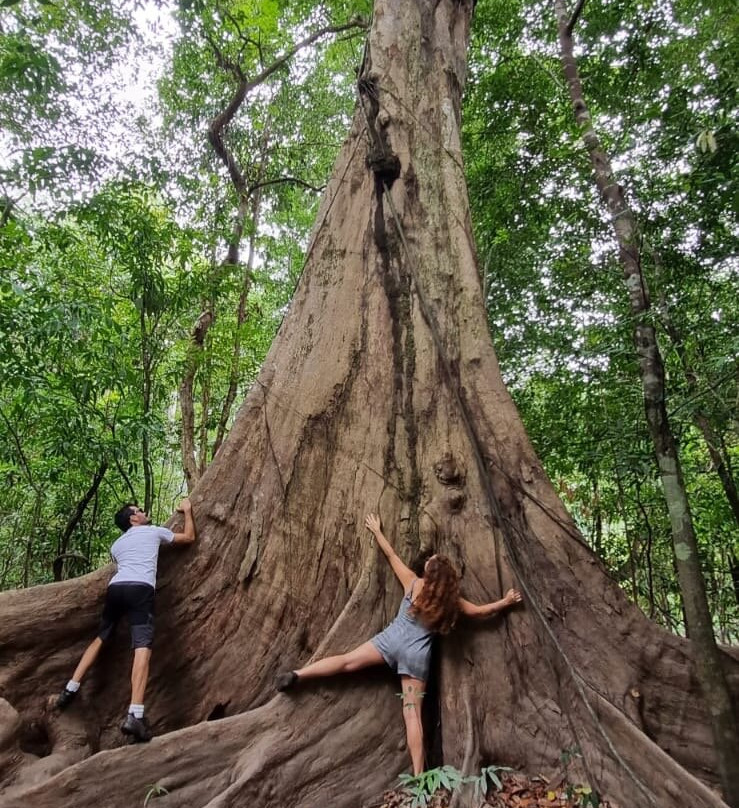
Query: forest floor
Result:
<box><xmin>366</xmin><ymin>770</ymin><xmax>611</xmax><ymax>808</ymax></box>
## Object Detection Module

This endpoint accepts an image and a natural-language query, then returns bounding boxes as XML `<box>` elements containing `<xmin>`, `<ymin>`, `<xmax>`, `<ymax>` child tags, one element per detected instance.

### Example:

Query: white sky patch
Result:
<box><xmin>118</xmin><ymin>2</ymin><xmax>178</xmax><ymax>120</ymax></box>
<box><xmin>73</xmin><ymin>2</ymin><xmax>178</xmax><ymax>170</ymax></box>
<box><xmin>1</xmin><ymin>0</ymin><xmax>178</xmax><ymax>210</ymax></box>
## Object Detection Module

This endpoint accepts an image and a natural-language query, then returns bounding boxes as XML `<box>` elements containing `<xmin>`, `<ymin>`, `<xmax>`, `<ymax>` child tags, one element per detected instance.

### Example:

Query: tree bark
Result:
<box><xmin>554</xmin><ymin>1</ymin><xmax>739</xmax><ymax>803</ymax></box>
<box><xmin>0</xmin><ymin>3</ymin><xmax>737</xmax><ymax>807</ymax></box>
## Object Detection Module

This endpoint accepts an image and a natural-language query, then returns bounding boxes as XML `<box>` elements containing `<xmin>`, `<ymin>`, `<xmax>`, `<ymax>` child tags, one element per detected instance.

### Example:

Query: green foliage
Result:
<box><xmin>0</xmin><ymin>0</ymin><xmax>365</xmax><ymax>589</ymax></box>
<box><xmin>397</xmin><ymin>764</ymin><xmax>514</xmax><ymax>807</ymax></box>
<box><xmin>1</xmin><ymin>0</ymin><xmax>736</xmax><ymax>653</ymax></box>
<box><xmin>0</xmin><ymin>0</ymin><xmax>137</xmax><ymax>200</ymax></box>
<box><xmin>465</xmin><ymin>0</ymin><xmax>738</xmax><ymax>638</ymax></box>
<box><xmin>398</xmin><ymin>766</ymin><xmax>466</xmax><ymax>808</ymax></box>
<box><xmin>0</xmin><ymin>184</ymin><xmax>202</xmax><ymax>585</ymax></box>
<box><xmin>567</xmin><ymin>784</ymin><xmax>601</xmax><ymax>808</ymax></box>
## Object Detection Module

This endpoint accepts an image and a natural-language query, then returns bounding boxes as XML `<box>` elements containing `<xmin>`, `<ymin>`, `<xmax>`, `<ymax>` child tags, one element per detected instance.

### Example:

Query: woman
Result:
<box><xmin>275</xmin><ymin>513</ymin><xmax>522</xmax><ymax>775</ymax></box>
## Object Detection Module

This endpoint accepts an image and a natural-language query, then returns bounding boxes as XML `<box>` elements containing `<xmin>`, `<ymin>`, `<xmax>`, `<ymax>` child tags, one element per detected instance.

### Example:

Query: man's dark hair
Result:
<box><xmin>114</xmin><ymin>503</ymin><xmax>138</xmax><ymax>533</ymax></box>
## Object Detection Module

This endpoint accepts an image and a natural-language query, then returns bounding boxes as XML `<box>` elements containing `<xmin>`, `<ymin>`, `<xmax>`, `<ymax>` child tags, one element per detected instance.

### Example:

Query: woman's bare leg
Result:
<box><xmin>295</xmin><ymin>641</ymin><xmax>384</xmax><ymax>680</ymax></box>
<box><xmin>400</xmin><ymin>675</ymin><xmax>426</xmax><ymax>775</ymax></box>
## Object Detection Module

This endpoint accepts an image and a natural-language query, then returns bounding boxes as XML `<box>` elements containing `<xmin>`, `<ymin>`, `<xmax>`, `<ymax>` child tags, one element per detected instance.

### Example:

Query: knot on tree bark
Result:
<box><xmin>239</xmin><ymin>527</ymin><xmax>260</xmax><ymax>585</ymax></box>
<box><xmin>367</xmin><ymin>150</ymin><xmax>401</xmax><ymax>184</ymax></box>
<box><xmin>434</xmin><ymin>453</ymin><xmax>468</xmax><ymax>513</ymax></box>
<box><xmin>194</xmin><ymin>310</ymin><xmax>214</xmax><ymax>345</ymax></box>
<box><xmin>434</xmin><ymin>452</ymin><xmax>466</xmax><ymax>486</ymax></box>
<box><xmin>0</xmin><ymin>697</ymin><xmax>91</xmax><ymax>792</ymax></box>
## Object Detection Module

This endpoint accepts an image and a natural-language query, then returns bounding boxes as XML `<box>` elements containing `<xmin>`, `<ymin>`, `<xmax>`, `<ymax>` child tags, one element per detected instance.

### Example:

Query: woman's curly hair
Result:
<box><xmin>410</xmin><ymin>555</ymin><xmax>460</xmax><ymax>634</ymax></box>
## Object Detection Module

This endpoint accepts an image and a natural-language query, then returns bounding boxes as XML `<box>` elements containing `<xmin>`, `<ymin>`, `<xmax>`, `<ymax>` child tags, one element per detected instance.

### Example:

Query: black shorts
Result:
<box><xmin>98</xmin><ymin>583</ymin><xmax>156</xmax><ymax>649</ymax></box>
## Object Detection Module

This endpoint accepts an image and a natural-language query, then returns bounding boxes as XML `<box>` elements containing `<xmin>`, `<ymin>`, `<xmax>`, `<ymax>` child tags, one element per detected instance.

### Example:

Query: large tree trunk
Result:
<box><xmin>1</xmin><ymin>3</ymin><xmax>737</xmax><ymax>807</ymax></box>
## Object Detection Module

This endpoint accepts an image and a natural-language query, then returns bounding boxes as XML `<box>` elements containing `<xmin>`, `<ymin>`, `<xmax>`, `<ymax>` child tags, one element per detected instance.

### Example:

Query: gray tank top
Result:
<box><xmin>391</xmin><ymin>579</ymin><xmax>432</xmax><ymax>640</ymax></box>
<box><xmin>371</xmin><ymin>578</ymin><xmax>434</xmax><ymax>679</ymax></box>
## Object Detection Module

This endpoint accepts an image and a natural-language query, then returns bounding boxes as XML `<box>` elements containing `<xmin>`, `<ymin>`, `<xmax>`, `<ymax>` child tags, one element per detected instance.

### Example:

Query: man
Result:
<box><xmin>54</xmin><ymin>498</ymin><xmax>196</xmax><ymax>742</ymax></box>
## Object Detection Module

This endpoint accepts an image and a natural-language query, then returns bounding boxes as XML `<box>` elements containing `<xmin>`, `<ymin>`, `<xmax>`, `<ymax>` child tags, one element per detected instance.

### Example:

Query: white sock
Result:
<box><xmin>66</xmin><ymin>680</ymin><xmax>81</xmax><ymax>692</ymax></box>
<box><xmin>129</xmin><ymin>704</ymin><xmax>144</xmax><ymax>719</ymax></box>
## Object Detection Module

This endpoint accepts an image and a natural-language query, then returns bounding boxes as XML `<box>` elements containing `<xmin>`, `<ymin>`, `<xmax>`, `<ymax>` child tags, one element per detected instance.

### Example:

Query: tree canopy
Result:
<box><xmin>2</xmin><ymin>0</ymin><xmax>734</xmax><ymax>636</ymax></box>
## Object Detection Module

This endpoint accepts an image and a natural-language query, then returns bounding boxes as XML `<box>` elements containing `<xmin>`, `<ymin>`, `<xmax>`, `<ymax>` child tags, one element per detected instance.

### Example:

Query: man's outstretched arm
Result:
<box><xmin>172</xmin><ymin>498</ymin><xmax>196</xmax><ymax>545</ymax></box>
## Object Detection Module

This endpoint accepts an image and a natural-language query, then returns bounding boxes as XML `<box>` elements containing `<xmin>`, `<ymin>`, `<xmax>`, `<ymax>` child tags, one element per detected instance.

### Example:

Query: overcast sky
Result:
<box><xmin>1</xmin><ymin>0</ymin><xmax>179</xmax><ymax>212</ymax></box>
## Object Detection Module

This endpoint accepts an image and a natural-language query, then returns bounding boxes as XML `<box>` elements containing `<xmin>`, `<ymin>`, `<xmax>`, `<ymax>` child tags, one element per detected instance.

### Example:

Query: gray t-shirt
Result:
<box><xmin>109</xmin><ymin>525</ymin><xmax>175</xmax><ymax>588</ymax></box>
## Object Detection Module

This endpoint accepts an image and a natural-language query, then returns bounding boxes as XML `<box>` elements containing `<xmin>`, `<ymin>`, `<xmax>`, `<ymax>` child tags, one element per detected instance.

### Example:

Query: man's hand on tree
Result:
<box><xmin>177</xmin><ymin>498</ymin><xmax>192</xmax><ymax>513</ymax></box>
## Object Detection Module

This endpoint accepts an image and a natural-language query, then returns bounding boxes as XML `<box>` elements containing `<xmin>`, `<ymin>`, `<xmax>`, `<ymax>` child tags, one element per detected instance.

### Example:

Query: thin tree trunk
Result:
<box><xmin>198</xmin><ymin>351</ymin><xmax>212</xmax><ymax>478</ymax></box>
<box><xmin>180</xmin><ymin>306</ymin><xmax>212</xmax><ymax>491</ymax></box>
<box><xmin>693</xmin><ymin>412</ymin><xmax>739</xmax><ymax>522</ymax></box>
<box><xmin>635</xmin><ymin>480</ymin><xmax>657</xmax><ymax>621</ymax></box>
<box><xmin>654</xmin><ymin>267</ymin><xmax>739</xmax><ymax>527</ymax></box>
<box><xmin>212</xmin><ymin>263</ymin><xmax>251</xmax><ymax>459</ymax></box>
<box><xmin>85</xmin><ymin>487</ymin><xmax>100</xmax><ymax>567</ymax></box>
<box><xmin>690</xmin><ymin>408</ymin><xmax>739</xmax><ymax>608</ymax></box>
<box><xmin>212</xmin><ymin>190</ymin><xmax>262</xmax><ymax>459</ymax></box>
<box><xmin>0</xmin><ymin>408</ymin><xmax>44</xmax><ymax>588</ymax></box>
<box><xmin>614</xmin><ymin>469</ymin><xmax>640</xmax><ymax>603</ymax></box>
<box><xmin>53</xmin><ymin>461</ymin><xmax>107</xmax><ymax>581</ymax></box>
<box><xmin>591</xmin><ymin>473</ymin><xmax>602</xmax><ymax>557</ymax></box>
<box><xmin>140</xmin><ymin>306</ymin><xmax>154</xmax><ymax>515</ymax></box>
<box><xmin>21</xmin><ymin>493</ymin><xmax>44</xmax><ymax>589</ymax></box>
<box><xmin>554</xmin><ymin>1</ymin><xmax>739</xmax><ymax>801</ymax></box>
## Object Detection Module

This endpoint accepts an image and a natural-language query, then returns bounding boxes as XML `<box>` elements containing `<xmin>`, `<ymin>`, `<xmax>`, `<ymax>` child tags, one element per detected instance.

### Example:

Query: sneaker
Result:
<box><xmin>55</xmin><ymin>688</ymin><xmax>77</xmax><ymax>710</ymax></box>
<box><xmin>120</xmin><ymin>713</ymin><xmax>153</xmax><ymax>743</ymax></box>
<box><xmin>274</xmin><ymin>671</ymin><xmax>298</xmax><ymax>692</ymax></box>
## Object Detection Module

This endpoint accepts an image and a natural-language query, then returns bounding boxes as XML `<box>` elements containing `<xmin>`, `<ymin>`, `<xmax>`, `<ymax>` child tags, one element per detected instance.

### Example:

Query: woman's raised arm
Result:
<box><xmin>365</xmin><ymin>513</ymin><xmax>416</xmax><ymax>592</ymax></box>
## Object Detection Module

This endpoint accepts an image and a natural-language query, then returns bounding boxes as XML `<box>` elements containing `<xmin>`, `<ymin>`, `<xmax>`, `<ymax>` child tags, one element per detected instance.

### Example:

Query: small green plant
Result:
<box><xmin>398</xmin><ymin>765</ymin><xmax>464</xmax><ymax>807</ymax></box>
<box><xmin>557</xmin><ymin>747</ymin><xmax>601</xmax><ymax>807</ymax></box>
<box><xmin>143</xmin><ymin>783</ymin><xmax>169</xmax><ymax>807</ymax></box>
<box><xmin>559</xmin><ymin>745</ymin><xmax>582</xmax><ymax>766</ymax></box>
<box><xmin>398</xmin><ymin>763</ymin><xmax>514</xmax><ymax>807</ymax></box>
<box><xmin>566</xmin><ymin>784</ymin><xmax>601</xmax><ymax>807</ymax></box>
<box><xmin>468</xmin><ymin>764</ymin><xmax>514</xmax><ymax>799</ymax></box>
